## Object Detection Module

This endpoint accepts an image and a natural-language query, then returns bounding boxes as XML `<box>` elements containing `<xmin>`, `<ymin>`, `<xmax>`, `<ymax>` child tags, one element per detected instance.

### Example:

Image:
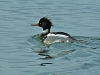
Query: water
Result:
<box><xmin>0</xmin><ymin>0</ymin><xmax>100</xmax><ymax>75</ymax></box>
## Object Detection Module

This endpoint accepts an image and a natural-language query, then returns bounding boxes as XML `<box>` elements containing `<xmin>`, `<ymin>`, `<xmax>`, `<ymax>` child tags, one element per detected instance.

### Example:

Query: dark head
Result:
<box><xmin>31</xmin><ymin>17</ymin><xmax>53</xmax><ymax>32</ymax></box>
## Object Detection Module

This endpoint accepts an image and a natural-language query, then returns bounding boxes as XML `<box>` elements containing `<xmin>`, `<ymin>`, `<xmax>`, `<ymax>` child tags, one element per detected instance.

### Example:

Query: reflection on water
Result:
<box><xmin>28</xmin><ymin>34</ymin><xmax>100</xmax><ymax>60</ymax></box>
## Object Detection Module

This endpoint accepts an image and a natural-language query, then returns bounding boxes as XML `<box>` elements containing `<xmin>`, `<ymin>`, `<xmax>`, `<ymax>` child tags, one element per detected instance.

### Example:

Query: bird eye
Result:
<box><xmin>40</xmin><ymin>23</ymin><xmax>41</xmax><ymax>24</ymax></box>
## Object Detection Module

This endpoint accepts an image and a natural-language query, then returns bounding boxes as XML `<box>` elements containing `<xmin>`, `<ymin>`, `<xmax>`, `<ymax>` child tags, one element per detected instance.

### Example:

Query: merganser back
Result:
<box><xmin>31</xmin><ymin>17</ymin><xmax>76</xmax><ymax>44</ymax></box>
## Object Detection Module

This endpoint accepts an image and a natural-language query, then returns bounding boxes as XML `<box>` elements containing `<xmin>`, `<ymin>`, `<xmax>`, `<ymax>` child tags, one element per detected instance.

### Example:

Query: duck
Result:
<box><xmin>31</xmin><ymin>17</ymin><xmax>76</xmax><ymax>44</ymax></box>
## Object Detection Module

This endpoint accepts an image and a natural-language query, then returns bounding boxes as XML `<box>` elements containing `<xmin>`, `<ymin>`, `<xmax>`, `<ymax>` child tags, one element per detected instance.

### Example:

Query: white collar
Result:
<box><xmin>42</xmin><ymin>29</ymin><xmax>49</xmax><ymax>34</ymax></box>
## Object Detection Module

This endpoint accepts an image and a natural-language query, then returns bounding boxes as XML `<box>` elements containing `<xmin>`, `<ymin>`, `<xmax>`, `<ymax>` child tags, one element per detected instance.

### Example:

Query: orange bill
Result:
<box><xmin>31</xmin><ymin>23</ymin><xmax>39</xmax><ymax>26</ymax></box>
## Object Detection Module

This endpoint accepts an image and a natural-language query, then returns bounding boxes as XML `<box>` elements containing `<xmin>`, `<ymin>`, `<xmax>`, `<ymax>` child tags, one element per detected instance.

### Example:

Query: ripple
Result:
<box><xmin>27</xmin><ymin>34</ymin><xmax>100</xmax><ymax>61</ymax></box>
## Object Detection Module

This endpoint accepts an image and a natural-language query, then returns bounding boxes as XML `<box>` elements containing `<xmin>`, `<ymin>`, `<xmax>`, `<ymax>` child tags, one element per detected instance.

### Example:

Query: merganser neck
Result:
<box><xmin>40</xmin><ymin>29</ymin><xmax>50</xmax><ymax>38</ymax></box>
<box><xmin>42</xmin><ymin>29</ymin><xmax>50</xmax><ymax>34</ymax></box>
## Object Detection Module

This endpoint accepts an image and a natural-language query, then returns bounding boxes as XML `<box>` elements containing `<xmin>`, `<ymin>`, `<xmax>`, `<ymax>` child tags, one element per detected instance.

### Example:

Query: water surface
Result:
<box><xmin>0</xmin><ymin>0</ymin><xmax>100</xmax><ymax>75</ymax></box>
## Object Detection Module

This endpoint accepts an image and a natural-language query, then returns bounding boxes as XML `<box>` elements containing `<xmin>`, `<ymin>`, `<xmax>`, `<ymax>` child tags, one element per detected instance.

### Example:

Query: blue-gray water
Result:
<box><xmin>0</xmin><ymin>0</ymin><xmax>100</xmax><ymax>75</ymax></box>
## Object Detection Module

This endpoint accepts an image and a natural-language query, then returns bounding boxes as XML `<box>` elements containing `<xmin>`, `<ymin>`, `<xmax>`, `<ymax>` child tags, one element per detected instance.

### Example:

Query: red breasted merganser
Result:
<box><xmin>31</xmin><ymin>17</ymin><xmax>76</xmax><ymax>44</ymax></box>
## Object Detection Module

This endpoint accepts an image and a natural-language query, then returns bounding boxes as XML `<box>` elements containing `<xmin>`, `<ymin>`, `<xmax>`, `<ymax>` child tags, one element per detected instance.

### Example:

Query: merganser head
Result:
<box><xmin>31</xmin><ymin>17</ymin><xmax>53</xmax><ymax>38</ymax></box>
<box><xmin>31</xmin><ymin>17</ymin><xmax>53</xmax><ymax>32</ymax></box>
